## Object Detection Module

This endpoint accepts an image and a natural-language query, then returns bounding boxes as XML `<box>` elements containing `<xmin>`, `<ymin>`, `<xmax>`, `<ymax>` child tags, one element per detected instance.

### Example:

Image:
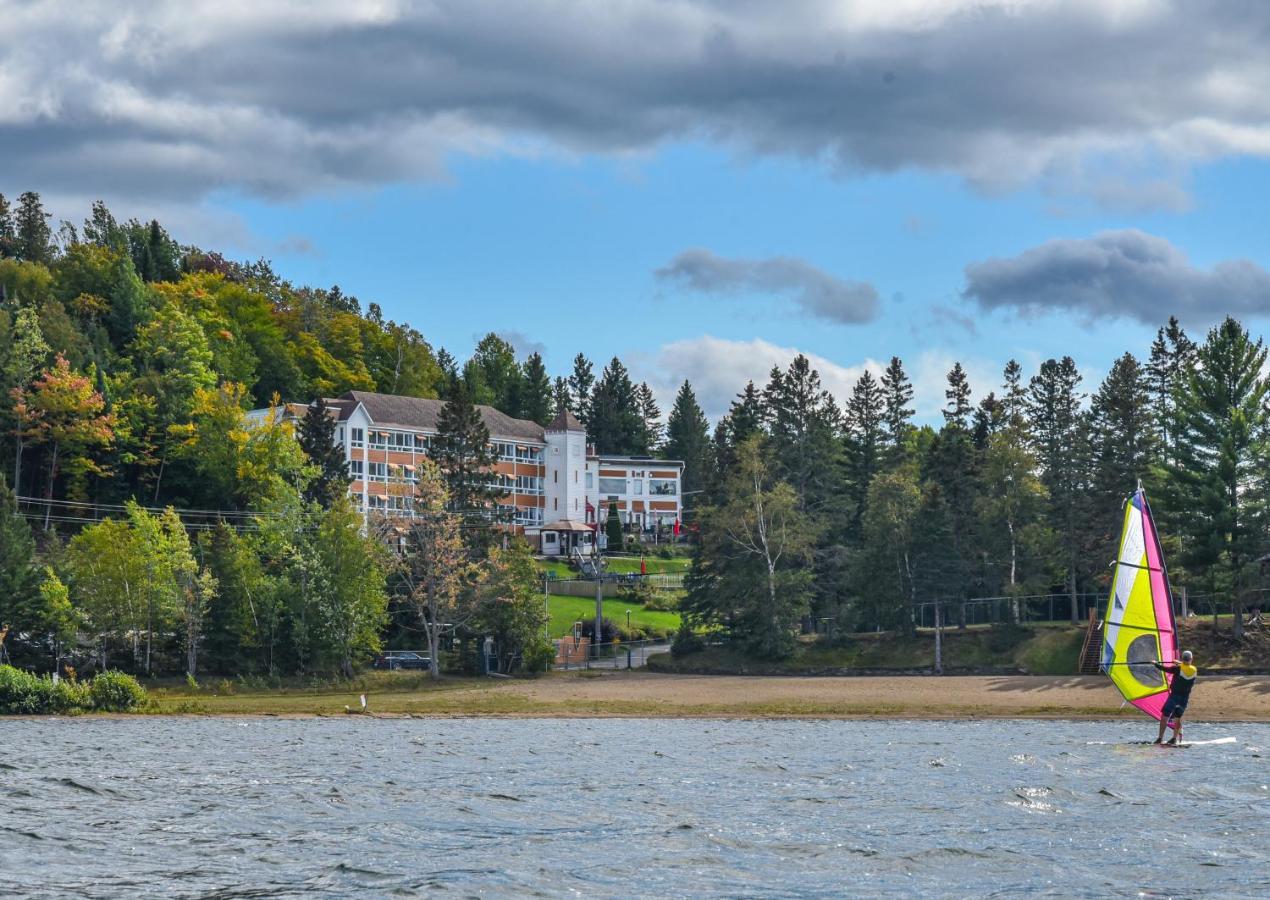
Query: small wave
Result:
<box><xmin>928</xmin><ymin>757</ymin><xmax>947</xmax><ymax>767</ymax></box>
<box><xmin>488</xmin><ymin>793</ymin><xmax>524</xmax><ymax>802</ymax></box>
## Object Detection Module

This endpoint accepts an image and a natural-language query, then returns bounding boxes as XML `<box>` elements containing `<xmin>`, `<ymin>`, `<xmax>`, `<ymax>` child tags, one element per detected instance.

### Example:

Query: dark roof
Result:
<box><xmin>337</xmin><ymin>391</ymin><xmax>546</xmax><ymax>442</ymax></box>
<box><xmin>594</xmin><ymin>454</ymin><xmax>684</xmax><ymax>467</ymax></box>
<box><xmin>546</xmin><ymin>408</ymin><xmax>585</xmax><ymax>432</ymax></box>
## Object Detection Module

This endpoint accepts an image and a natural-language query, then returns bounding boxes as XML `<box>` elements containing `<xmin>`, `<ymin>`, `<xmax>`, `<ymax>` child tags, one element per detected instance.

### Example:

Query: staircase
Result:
<box><xmin>1077</xmin><ymin>607</ymin><xmax>1103</xmax><ymax>674</ymax></box>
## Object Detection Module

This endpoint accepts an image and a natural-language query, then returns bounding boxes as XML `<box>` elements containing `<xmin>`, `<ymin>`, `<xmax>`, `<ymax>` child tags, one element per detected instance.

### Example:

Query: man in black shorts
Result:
<box><xmin>1153</xmin><ymin>650</ymin><xmax>1197</xmax><ymax>745</ymax></box>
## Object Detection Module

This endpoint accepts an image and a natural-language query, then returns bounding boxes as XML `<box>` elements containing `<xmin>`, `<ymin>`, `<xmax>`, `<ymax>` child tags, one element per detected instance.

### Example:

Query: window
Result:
<box><xmin>633</xmin><ymin>480</ymin><xmax>643</xmax><ymax>495</ymax></box>
<box><xmin>369</xmin><ymin>430</ymin><xmax>389</xmax><ymax>448</ymax></box>
<box><xmin>351</xmin><ymin>427</ymin><xmax>365</xmax><ymax>448</ymax></box>
<box><xmin>337</xmin><ymin>427</ymin><xmax>344</xmax><ymax>443</ymax></box>
<box><xmin>650</xmin><ymin>479</ymin><xmax>677</xmax><ymax>496</ymax></box>
<box><xmin>598</xmin><ymin>477</ymin><xmax>625</xmax><ymax>495</ymax></box>
<box><xmin>553</xmin><ymin>470</ymin><xmax>558</xmax><ymax>484</ymax></box>
<box><xmin>516</xmin><ymin>475</ymin><xmax>543</xmax><ymax>495</ymax></box>
<box><xmin>493</xmin><ymin>441</ymin><xmax>516</xmax><ymax>461</ymax></box>
<box><xmin>368</xmin><ymin>462</ymin><xmax>387</xmax><ymax>482</ymax></box>
<box><xmin>543</xmin><ymin>532</ymin><xmax>557</xmax><ymax>545</ymax></box>
<box><xmin>554</xmin><ymin>498</ymin><xmax>558</xmax><ymax>511</ymax></box>
<box><xmin>515</xmin><ymin>446</ymin><xmax>542</xmax><ymax>463</ymax></box>
<box><xmin>585</xmin><ymin>472</ymin><xmax>593</xmax><ymax>489</ymax></box>
<box><xmin>415</xmin><ymin>433</ymin><xmax>430</xmax><ymax>451</ymax></box>
<box><xmin>349</xmin><ymin>460</ymin><xmax>364</xmax><ymax>478</ymax></box>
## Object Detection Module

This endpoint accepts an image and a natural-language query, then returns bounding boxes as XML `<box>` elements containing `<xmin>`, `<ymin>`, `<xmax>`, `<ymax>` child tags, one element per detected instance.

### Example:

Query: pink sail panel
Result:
<box><xmin>1140</xmin><ymin>496</ymin><xmax>1176</xmax><ymax>661</ymax></box>
<box><xmin>1131</xmin><ymin>693</ymin><xmax>1179</xmax><ymax>731</ymax></box>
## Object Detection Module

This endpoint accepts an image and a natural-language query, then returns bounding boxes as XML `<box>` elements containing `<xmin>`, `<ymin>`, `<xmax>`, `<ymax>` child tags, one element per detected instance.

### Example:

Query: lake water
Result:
<box><xmin>1</xmin><ymin>717</ymin><xmax>1267</xmax><ymax>898</ymax></box>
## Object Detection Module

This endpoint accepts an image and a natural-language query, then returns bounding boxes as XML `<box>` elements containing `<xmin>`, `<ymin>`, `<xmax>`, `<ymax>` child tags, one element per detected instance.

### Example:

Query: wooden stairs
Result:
<box><xmin>1077</xmin><ymin>607</ymin><xmax>1103</xmax><ymax>674</ymax></box>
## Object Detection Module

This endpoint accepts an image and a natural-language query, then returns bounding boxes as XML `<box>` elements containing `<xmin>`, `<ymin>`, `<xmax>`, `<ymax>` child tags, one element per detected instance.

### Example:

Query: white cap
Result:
<box><xmin>1181</xmin><ymin>650</ymin><xmax>1193</xmax><ymax>662</ymax></box>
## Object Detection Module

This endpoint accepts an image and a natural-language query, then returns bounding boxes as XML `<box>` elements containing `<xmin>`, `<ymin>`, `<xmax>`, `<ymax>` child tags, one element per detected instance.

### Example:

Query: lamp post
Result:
<box><xmin>626</xmin><ymin>609</ymin><xmax>631</xmax><ymax>633</ymax></box>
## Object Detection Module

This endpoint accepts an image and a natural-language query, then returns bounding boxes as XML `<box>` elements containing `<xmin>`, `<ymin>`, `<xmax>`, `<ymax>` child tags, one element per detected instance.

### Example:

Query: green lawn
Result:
<box><xmin>545</xmin><ymin>593</ymin><xmax>681</xmax><ymax>639</ymax></box>
<box><xmin>536</xmin><ymin>555</ymin><xmax>691</xmax><ymax>579</ymax></box>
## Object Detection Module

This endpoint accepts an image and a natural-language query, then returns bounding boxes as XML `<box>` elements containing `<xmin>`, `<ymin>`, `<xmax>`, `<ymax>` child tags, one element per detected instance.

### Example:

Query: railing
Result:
<box><xmin>554</xmin><ymin>638</ymin><xmax>670</xmax><ymax>671</ymax></box>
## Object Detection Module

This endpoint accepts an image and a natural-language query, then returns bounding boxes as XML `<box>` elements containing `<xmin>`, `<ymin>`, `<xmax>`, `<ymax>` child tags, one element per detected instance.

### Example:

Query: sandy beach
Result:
<box><xmin>150</xmin><ymin>671</ymin><xmax>1270</xmax><ymax>719</ymax></box>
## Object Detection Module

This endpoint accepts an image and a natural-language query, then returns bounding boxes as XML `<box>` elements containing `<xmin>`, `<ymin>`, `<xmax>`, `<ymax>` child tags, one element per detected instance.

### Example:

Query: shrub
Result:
<box><xmin>671</xmin><ymin>623</ymin><xmax>705</xmax><ymax>657</ymax></box>
<box><xmin>88</xmin><ymin>670</ymin><xmax>148</xmax><ymax>712</ymax></box>
<box><xmin>657</xmin><ymin>546</ymin><xmax>675</xmax><ymax>559</ymax></box>
<box><xmin>0</xmin><ymin>665</ymin><xmax>55</xmax><ymax>714</ymax></box>
<box><xmin>51</xmin><ymin>680</ymin><xmax>90</xmax><ymax>714</ymax></box>
<box><xmin>521</xmin><ymin>642</ymin><xmax>557</xmax><ymax>674</ymax></box>
<box><xmin>642</xmin><ymin>590</ymin><xmax>679</xmax><ymax>612</ymax></box>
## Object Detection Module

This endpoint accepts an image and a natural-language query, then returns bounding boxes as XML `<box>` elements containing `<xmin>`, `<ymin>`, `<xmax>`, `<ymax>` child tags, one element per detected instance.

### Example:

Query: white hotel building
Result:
<box><xmin>262</xmin><ymin>391</ymin><xmax>683</xmax><ymax>555</ymax></box>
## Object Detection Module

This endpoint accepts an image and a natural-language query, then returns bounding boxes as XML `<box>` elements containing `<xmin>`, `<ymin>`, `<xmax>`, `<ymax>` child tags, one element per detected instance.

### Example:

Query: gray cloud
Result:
<box><xmin>494</xmin><ymin>330</ymin><xmax>547</xmax><ymax>361</ymax></box>
<box><xmin>656</xmin><ymin>249</ymin><xmax>879</xmax><ymax>324</ymax></box>
<box><xmin>963</xmin><ymin>230</ymin><xmax>1270</xmax><ymax>324</ymax></box>
<box><xmin>5</xmin><ymin>1</ymin><xmax>1270</xmax><ymax>221</ymax></box>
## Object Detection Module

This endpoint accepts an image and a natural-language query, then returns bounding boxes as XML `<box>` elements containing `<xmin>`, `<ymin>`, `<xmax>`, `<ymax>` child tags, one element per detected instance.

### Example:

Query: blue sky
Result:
<box><xmin>219</xmin><ymin>145</ymin><xmax>1270</xmax><ymax>419</ymax></box>
<box><xmin>7</xmin><ymin>1</ymin><xmax>1270</xmax><ymax>420</ymax></box>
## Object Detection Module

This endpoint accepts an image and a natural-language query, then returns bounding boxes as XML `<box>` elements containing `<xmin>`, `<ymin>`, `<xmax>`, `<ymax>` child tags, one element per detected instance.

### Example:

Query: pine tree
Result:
<box><xmin>717</xmin><ymin>381</ymin><xmax>765</xmax><ymax>473</ymax></box>
<box><xmin>881</xmin><ymin>355</ymin><xmax>914</xmax><ymax>459</ymax></box>
<box><xmin>843</xmin><ymin>370</ymin><xmax>885</xmax><ymax>537</ymax></box>
<box><xmin>468</xmin><ymin>333</ymin><xmax>522</xmax><ymax>413</ymax></box>
<box><xmin>762</xmin><ymin>355</ymin><xmax>841</xmax><ymax>513</ymax></box>
<box><xmin>1028</xmin><ymin>356</ymin><xmax>1087</xmax><ymax>623</ymax></box>
<box><xmin>636</xmin><ymin>382</ymin><xmax>662</xmax><ymax>451</ymax></box>
<box><xmin>925</xmin><ymin>364</ymin><xmax>979</xmax><ymax>621</ymax></box>
<box><xmin>0</xmin><ymin>474</ymin><xmax>44</xmax><ymax>663</ymax></box>
<box><xmin>1146</xmin><ymin>316</ymin><xmax>1197</xmax><ymax>466</ymax></box>
<box><xmin>436</xmin><ymin>348</ymin><xmax>459</xmax><ymax>393</ymax></box>
<box><xmin>434</xmin><ymin>379</ymin><xmax>500</xmax><ymax>530</ymax></box>
<box><xmin>588</xmin><ymin>357</ymin><xmax>642</xmax><ymax>454</ymax></box>
<box><xmin>14</xmin><ymin>192</ymin><xmax>54</xmax><ymax>265</ymax></box>
<box><xmin>551</xmin><ymin>376</ymin><xmax>571</xmax><ymax>419</ymax></box>
<box><xmin>568</xmin><ymin>353</ymin><xmax>595</xmax><ymax>425</ymax></box>
<box><xmin>663</xmin><ymin>381</ymin><xmax>711</xmax><ymax>508</ymax></box>
<box><xmin>519</xmin><ymin>352</ymin><xmax>553</xmax><ymax>426</ymax></box>
<box><xmin>3</xmin><ymin>303</ymin><xmax>51</xmax><ymax>493</ymax></box>
<box><xmin>1001</xmin><ymin>359</ymin><xmax>1028</xmax><ymax>432</ymax></box>
<box><xmin>1162</xmin><ymin>317</ymin><xmax>1269</xmax><ymax>637</ymax></box>
<box><xmin>298</xmin><ymin>398</ymin><xmax>350</xmax><ymax>508</ymax></box>
<box><xmin>0</xmin><ymin>193</ymin><xmax>14</xmax><ymax>258</ymax></box>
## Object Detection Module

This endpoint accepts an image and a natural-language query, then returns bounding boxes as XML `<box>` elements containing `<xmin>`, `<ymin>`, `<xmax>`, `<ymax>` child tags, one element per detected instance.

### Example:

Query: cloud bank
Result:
<box><xmin>963</xmin><ymin>230</ymin><xmax>1270</xmax><ymax>324</ymax></box>
<box><xmin>655</xmin><ymin>249</ymin><xmax>879</xmax><ymax>324</ymax></box>
<box><xmin>5</xmin><ymin>1</ymin><xmax>1270</xmax><ymax>211</ymax></box>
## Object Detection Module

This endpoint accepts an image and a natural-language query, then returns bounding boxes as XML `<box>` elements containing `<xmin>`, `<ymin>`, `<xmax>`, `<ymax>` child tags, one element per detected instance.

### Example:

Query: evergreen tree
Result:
<box><xmin>1162</xmin><ymin>317</ymin><xmax>1269</xmax><ymax>637</ymax></box>
<box><xmin>1001</xmin><ymin>359</ymin><xmax>1028</xmax><ymax>432</ymax></box>
<box><xmin>298</xmin><ymin>398</ymin><xmax>350</xmax><ymax>508</ymax></box>
<box><xmin>715</xmin><ymin>381</ymin><xmax>765</xmax><ymax>474</ymax></box>
<box><xmin>1088</xmin><ymin>353</ymin><xmax>1156</xmax><ymax>510</ymax></box>
<box><xmin>1028</xmin><ymin>356</ymin><xmax>1087</xmax><ymax>623</ymax></box>
<box><xmin>0</xmin><ymin>474</ymin><xmax>48</xmax><ymax>665</ymax></box>
<box><xmin>551</xmin><ymin>376</ymin><xmax>571</xmax><ymax>419</ymax></box>
<box><xmin>82</xmin><ymin>200</ymin><xmax>126</xmax><ymax>250</ymax></box>
<box><xmin>588</xmin><ymin>357</ymin><xmax>642</xmax><ymax>454</ymax></box>
<box><xmin>843</xmin><ymin>370</ymin><xmax>885</xmax><ymax>537</ymax></box>
<box><xmin>0</xmin><ymin>193</ymin><xmax>14</xmax><ymax>258</ymax></box>
<box><xmin>924</xmin><ymin>364</ymin><xmax>979</xmax><ymax>622</ymax></box>
<box><xmin>519</xmin><ymin>352</ymin><xmax>553</xmax><ymax>425</ymax></box>
<box><xmin>3</xmin><ymin>303</ymin><xmax>51</xmax><ymax>493</ymax></box>
<box><xmin>433</xmin><ymin>379</ymin><xmax>500</xmax><ymax>531</ymax></box>
<box><xmin>1146</xmin><ymin>316</ymin><xmax>1197</xmax><ymax>466</ymax></box>
<box><xmin>880</xmin><ymin>355</ymin><xmax>914</xmax><ymax>460</ymax></box>
<box><xmin>606</xmin><ymin>500</ymin><xmax>624</xmax><ymax>552</ymax></box>
<box><xmin>685</xmin><ymin>437</ymin><xmax>817</xmax><ymax>658</ymax></box>
<box><xmin>636</xmin><ymin>382</ymin><xmax>662</xmax><ymax>451</ymax></box>
<box><xmin>663</xmin><ymin>381</ymin><xmax>711</xmax><ymax>509</ymax></box>
<box><xmin>568</xmin><ymin>353</ymin><xmax>595</xmax><ymax>424</ymax></box>
<box><xmin>466</xmin><ymin>333</ymin><xmax>522</xmax><ymax>413</ymax></box>
<box><xmin>762</xmin><ymin>355</ymin><xmax>841</xmax><ymax>513</ymax></box>
<box><xmin>14</xmin><ymin>192</ymin><xmax>54</xmax><ymax>265</ymax></box>
<box><xmin>435</xmin><ymin>348</ymin><xmax>459</xmax><ymax>393</ymax></box>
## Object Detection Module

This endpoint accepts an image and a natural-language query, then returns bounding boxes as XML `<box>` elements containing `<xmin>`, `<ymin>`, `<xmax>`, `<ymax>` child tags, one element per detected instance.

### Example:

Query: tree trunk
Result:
<box><xmin>1068</xmin><ymin>567</ymin><xmax>1079</xmax><ymax>625</ymax></box>
<box><xmin>933</xmin><ymin>600</ymin><xmax>943</xmax><ymax>675</ymax></box>
<box><xmin>43</xmin><ymin>441</ymin><xmax>59</xmax><ymax>530</ymax></box>
<box><xmin>1232</xmin><ymin>593</ymin><xmax>1244</xmax><ymax>640</ymax></box>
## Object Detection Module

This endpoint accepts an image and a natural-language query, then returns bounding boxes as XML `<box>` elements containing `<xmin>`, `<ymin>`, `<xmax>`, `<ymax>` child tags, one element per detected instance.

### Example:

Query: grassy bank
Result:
<box><xmin>653</xmin><ymin>618</ymin><xmax>1270</xmax><ymax>676</ymax></box>
<box><xmin>546</xmin><ymin>593</ymin><xmax>681</xmax><ymax>638</ymax></box>
<box><xmin>652</xmin><ymin>625</ymin><xmax>1088</xmax><ymax>676</ymax></box>
<box><xmin>536</xmin><ymin>555</ymin><xmax>691</xmax><ymax>580</ymax></box>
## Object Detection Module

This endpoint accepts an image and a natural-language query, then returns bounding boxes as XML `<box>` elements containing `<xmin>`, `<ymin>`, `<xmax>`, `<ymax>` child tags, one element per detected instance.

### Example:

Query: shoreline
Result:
<box><xmin>105</xmin><ymin>672</ymin><xmax>1270</xmax><ymax>721</ymax></box>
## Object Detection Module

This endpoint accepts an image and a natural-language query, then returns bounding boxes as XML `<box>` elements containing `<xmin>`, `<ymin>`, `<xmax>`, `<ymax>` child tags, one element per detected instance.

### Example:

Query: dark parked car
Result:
<box><xmin>372</xmin><ymin>651</ymin><xmax>431</xmax><ymax>671</ymax></box>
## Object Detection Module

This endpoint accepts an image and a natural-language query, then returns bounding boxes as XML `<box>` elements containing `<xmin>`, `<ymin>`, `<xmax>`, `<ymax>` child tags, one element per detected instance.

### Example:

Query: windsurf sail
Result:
<box><xmin>1102</xmin><ymin>486</ymin><xmax>1179</xmax><ymax>730</ymax></box>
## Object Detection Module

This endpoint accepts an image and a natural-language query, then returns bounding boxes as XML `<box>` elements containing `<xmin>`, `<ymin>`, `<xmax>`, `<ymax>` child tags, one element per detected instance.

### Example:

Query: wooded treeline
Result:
<box><xmin>678</xmin><ymin>319</ymin><xmax>1270</xmax><ymax>657</ymax></box>
<box><xmin>1</xmin><ymin>191</ymin><xmax>1266</xmax><ymax>672</ymax></box>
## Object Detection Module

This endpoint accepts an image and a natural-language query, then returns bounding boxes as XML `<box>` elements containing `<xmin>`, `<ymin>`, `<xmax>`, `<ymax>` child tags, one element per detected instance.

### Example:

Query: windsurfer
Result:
<box><xmin>1152</xmin><ymin>650</ymin><xmax>1197</xmax><ymax>745</ymax></box>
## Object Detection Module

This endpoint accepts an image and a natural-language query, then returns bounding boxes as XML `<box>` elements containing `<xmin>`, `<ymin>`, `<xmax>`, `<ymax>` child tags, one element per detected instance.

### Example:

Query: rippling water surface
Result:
<box><xmin>1</xmin><ymin>717</ymin><xmax>1267</xmax><ymax>897</ymax></box>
